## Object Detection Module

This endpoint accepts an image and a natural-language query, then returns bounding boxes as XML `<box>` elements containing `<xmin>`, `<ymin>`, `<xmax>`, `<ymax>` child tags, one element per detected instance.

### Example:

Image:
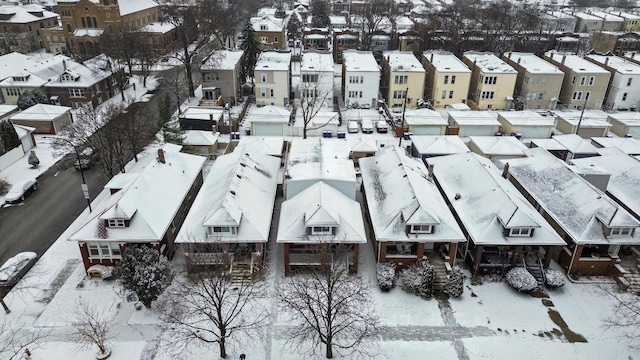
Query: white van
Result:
<box><xmin>348</xmin><ymin>120</ymin><xmax>359</xmax><ymax>133</ymax></box>
<box><xmin>376</xmin><ymin>121</ymin><xmax>388</xmax><ymax>133</ymax></box>
<box><xmin>361</xmin><ymin>119</ymin><xmax>374</xmax><ymax>133</ymax></box>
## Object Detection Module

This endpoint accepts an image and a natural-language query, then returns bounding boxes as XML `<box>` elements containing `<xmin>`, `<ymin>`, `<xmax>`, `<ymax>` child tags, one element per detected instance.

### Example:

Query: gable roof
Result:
<box><xmin>117</xmin><ymin>0</ymin><xmax>158</xmax><ymax>16</ymax></box>
<box><xmin>591</xmin><ymin>137</ymin><xmax>640</xmax><ymax>155</ymax></box>
<box><xmin>505</xmin><ymin>148</ymin><xmax>640</xmax><ymax>245</ymax></box>
<box><xmin>286</xmin><ymin>138</ymin><xmax>355</xmax><ymax>183</ymax></box>
<box><xmin>201</xmin><ymin>49</ymin><xmax>244</xmax><ymax>71</ymax></box>
<box><xmin>429</xmin><ymin>152</ymin><xmax>564</xmax><ymax>246</ymax></box>
<box><xmin>469</xmin><ymin>136</ymin><xmax>528</xmax><ymax>157</ymax></box>
<box><xmin>176</xmin><ymin>146</ymin><xmax>280</xmax><ymax>244</ymax></box>
<box><xmin>251</xmin><ymin>14</ymin><xmax>284</xmax><ymax>32</ymax></box>
<box><xmin>359</xmin><ymin>147</ymin><xmax>465</xmax><ymax>243</ymax></box>
<box><xmin>10</xmin><ymin>104</ymin><xmax>71</xmax><ymax>121</ymax></box>
<box><xmin>411</xmin><ymin>135</ymin><xmax>470</xmax><ymax>156</ymax></box>
<box><xmin>69</xmin><ymin>146</ymin><xmax>205</xmax><ymax>242</ymax></box>
<box><xmin>277</xmin><ymin>181</ymin><xmax>367</xmax><ymax>244</ymax></box>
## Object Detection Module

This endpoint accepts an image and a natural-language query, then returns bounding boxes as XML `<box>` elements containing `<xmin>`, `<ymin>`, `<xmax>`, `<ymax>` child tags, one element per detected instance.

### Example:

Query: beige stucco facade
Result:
<box><xmin>463</xmin><ymin>52</ymin><xmax>517</xmax><ymax>110</ymax></box>
<box><xmin>503</xmin><ymin>53</ymin><xmax>564</xmax><ymax>110</ymax></box>
<box><xmin>381</xmin><ymin>51</ymin><xmax>425</xmax><ymax>110</ymax></box>
<box><xmin>545</xmin><ymin>52</ymin><xmax>610</xmax><ymax>110</ymax></box>
<box><xmin>422</xmin><ymin>52</ymin><xmax>471</xmax><ymax>108</ymax></box>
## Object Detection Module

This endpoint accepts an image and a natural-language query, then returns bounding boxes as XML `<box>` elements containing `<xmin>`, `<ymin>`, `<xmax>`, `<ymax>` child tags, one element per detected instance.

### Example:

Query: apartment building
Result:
<box><xmin>381</xmin><ymin>51</ymin><xmax>425</xmax><ymax>110</ymax></box>
<box><xmin>545</xmin><ymin>52</ymin><xmax>610</xmax><ymax>110</ymax></box>
<box><xmin>299</xmin><ymin>50</ymin><xmax>334</xmax><ymax>109</ymax></box>
<box><xmin>586</xmin><ymin>54</ymin><xmax>640</xmax><ymax>111</ymax></box>
<box><xmin>251</xmin><ymin>14</ymin><xmax>285</xmax><ymax>50</ymax></box>
<box><xmin>541</xmin><ymin>11</ymin><xmax>578</xmax><ymax>33</ymax></box>
<box><xmin>200</xmin><ymin>49</ymin><xmax>244</xmax><ymax>106</ymax></box>
<box><xmin>570</xmin><ymin>11</ymin><xmax>604</xmax><ymax>33</ymax></box>
<box><xmin>0</xmin><ymin>4</ymin><xmax>58</xmax><ymax>54</ymax></box>
<box><xmin>254</xmin><ymin>50</ymin><xmax>291</xmax><ymax>108</ymax></box>
<box><xmin>421</xmin><ymin>51</ymin><xmax>471</xmax><ymax>108</ymax></box>
<box><xmin>463</xmin><ymin>51</ymin><xmax>518</xmax><ymax>110</ymax></box>
<box><xmin>342</xmin><ymin>50</ymin><xmax>380</xmax><ymax>110</ymax></box>
<box><xmin>503</xmin><ymin>52</ymin><xmax>564</xmax><ymax>110</ymax></box>
<box><xmin>615</xmin><ymin>12</ymin><xmax>640</xmax><ymax>31</ymax></box>
<box><xmin>592</xmin><ymin>32</ymin><xmax>640</xmax><ymax>56</ymax></box>
<box><xmin>590</xmin><ymin>11</ymin><xmax>625</xmax><ymax>32</ymax></box>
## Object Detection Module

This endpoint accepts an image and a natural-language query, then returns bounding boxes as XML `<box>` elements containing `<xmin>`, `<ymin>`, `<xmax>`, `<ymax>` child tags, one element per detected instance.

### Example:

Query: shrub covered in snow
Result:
<box><xmin>506</xmin><ymin>267</ymin><xmax>537</xmax><ymax>292</ymax></box>
<box><xmin>377</xmin><ymin>262</ymin><xmax>395</xmax><ymax>291</ymax></box>
<box><xmin>544</xmin><ymin>269</ymin><xmax>565</xmax><ymax>289</ymax></box>
<box><xmin>400</xmin><ymin>262</ymin><xmax>434</xmax><ymax>299</ymax></box>
<box><xmin>444</xmin><ymin>266</ymin><xmax>464</xmax><ymax>297</ymax></box>
<box><xmin>115</xmin><ymin>245</ymin><xmax>174</xmax><ymax>308</ymax></box>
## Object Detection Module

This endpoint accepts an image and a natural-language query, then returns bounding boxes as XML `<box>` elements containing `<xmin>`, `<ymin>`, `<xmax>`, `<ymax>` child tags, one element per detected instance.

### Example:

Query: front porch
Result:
<box><xmin>465</xmin><ymin>243</ymin><xmax>555</xmax><ymax>276</ymax></box>
<box><xmin>283</xmin><ymin>243</ymin><xmax>360</xmax><ymax>275</ymax></box>
<box><xmin>183</xmin><ymin>242</ymin><xmax>264</xmax><ymax>274</ymax></box>
<box><xmin>377</xmin><ymin>241</ymin><xmax>458</xmax><ymax>271</ymax></box>
<box><xmin>557</xmin><ymin>244</ymin><xmax>622</xmax><ymax>277</ymax></box>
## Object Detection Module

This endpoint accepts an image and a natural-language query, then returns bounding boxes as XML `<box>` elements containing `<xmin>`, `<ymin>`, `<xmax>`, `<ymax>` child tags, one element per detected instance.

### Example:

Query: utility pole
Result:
<box><xmin>398</xmin><ymin>87</ymin><xmax>409</xmax><ymax>146</ymax></box>
<box><xmin>575</xmin><ymin>91</ymin><xmax>590</xmax><ymax>136</ymax></box>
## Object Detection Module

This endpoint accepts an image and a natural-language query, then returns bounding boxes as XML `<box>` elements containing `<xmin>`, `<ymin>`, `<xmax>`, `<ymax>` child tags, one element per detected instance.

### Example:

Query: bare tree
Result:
<box><xmin>602</xmin><ymin>285</ymin><xmax>640</xmax><ymax>349</ymax></box>
<box><xmin>355</xmin><ymin>0</ymin><xmax>394</xmax><ymax>51</ymax></box>
<box><xmin>276</xmin><ymin>245</ymin><xmax>380</xmax><ymax>359</ymax></box>
<box><xmin>0</xmin><ymin>27</ymin><xmax>23</xmax><ymax>55</ymax></box>
<box><xmin>157</xmin><ymin>269</ymin><xmax>268</xmax><ymax>359</ymax></box>
<box><xmin>0</xmin><ymin>319</ymin><xmax>50</xmax><ymax>360</ymax></box>
<box><xmin>69</xmin><ymin>299</ymin><xmax>117</xmax><ymax>358</ymax></box>
<box><xmin>298</xmin><ymin>70</ymin><xmax>335</xmax><ymax>139</ymax></box>
<box><xmin>115</xmin><ymin>104</ymin><xmax>157</xmax><ymax>162</ymax></box>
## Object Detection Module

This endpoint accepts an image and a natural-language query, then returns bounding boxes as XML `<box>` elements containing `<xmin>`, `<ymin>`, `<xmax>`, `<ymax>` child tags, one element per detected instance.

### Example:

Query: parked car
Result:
<box><xmin>348</xmin><ymin>120</ymin><xmax>359</xmax><ymax>133</ymax></box>
<box><xmin>5</xmin><ymin>179</ymin><xmax>38</xmax><ymax>203</ymax></box>
<box><xmin>376</xmin><ymin>121</ymin><xmax>388</xmax><ymax>133</ymax></box>
<box><xmin>0</xmin><ymin>252</ymin><xmax>37</xmax><ymax>287</ymax></box>
<box><xmin>361</xmin><ymin>119</ymin><xmax>374</xmax><ymax>133</ymax></box>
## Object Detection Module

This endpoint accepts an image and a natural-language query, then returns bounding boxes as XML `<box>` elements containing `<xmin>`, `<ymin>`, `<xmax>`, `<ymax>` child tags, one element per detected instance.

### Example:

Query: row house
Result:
<box><xmin>0</xmin><ymin>4</ymin><xmax>58</xmax><ymax>54</ymax></box>
<box><xmin>69</xmin><ymin>145</ymin><xmax>205</xmax><ymax>271</ymax></box>
<box><xmin>616</xmin><ymin>12</ymin><xmax>640</xmax><ymax>32</ymax></box>
<box><xmin>592</xmin><ymin>32</ymin><xmax>640</xmax><ymax>56</ymax></box>
<box><xmin>251</xmin><ymin>14</ymin><xmax>285</xmax><ymax>50</ymax></box>
<box><xmin>299</xmin><ymin>50</ymin><xmax>334</xmax><ymax>110</ymax></box>
<box><xmin>421</xmin><ymin>50</ymin><xmax>472</xmax><ymax>109</ymax></box>
<box><xmin>381</xmin><ymin>51</ymin><xmax>425</xmax><ymax>110</ymax></box>
<box><xmin>200</xmin><ymin>49</ymin><xmax>244</xmax><ymax>107</ymax></box>
<box><xmin>463</xmin><ymin>51</ymin><xmax>518</xmax><ymax>110</ymax></box>
<box><xmin>360</xmin><ymin>147</ymin><xmax>465</xmax><ymax>270</ymax></box>
<box><xmin>589</xmin><ymin>11</ymin><xmax>625</xmax><ymax>32</ymax></box>
<box><xmin>504</xmin><ymin>148</ymin><xmax>640</xmax><ymax>277</ymax></box>
<box><xmin>342</xmin><ymin>50</ymin><xmax>379</xmax><ymax>110</ymax></box>
<box><xmin>333</xmin><ymin>29</ymin><xmax>359</xmax><ymax>64</ymax></box>
<box><xmin>303</xmin><ymin>27</ymin><xmax>330</xmax><ymax>51</ymax></box>
<box><xmin>544</xmin><ymin>52</ymin><xmax>610</xmax><ymax>110</ymax></box>
<box><xmin>429</xmin><ymin>152</ymin><xmax>565</xmax><ymax>276</ymax></box>
<box><xmin>176</xmin><ymin>145</ymin><xmax>279</xmax><ymax>276</ymax></box>
<box><xmin>541</xmin><ymin>11</ymin><xmax>578</xmax><ymax>33</ymax></box>
<box><xmin>398</xmin><ymin>30</ymin><xmax>420</xmax><ymax>52</ymax></box>
<box><xmin>585</xmin><ymin>54</ymin><xmax>640</xmax><ymax>111</ymax></box>
<box><xmin>503</xmin><ymin>52</ymin><xmax>564</xmax><ymax>110</ymax></box>
<box><xmin>52</xmin><ymin>0</ymin><xmax>161</xmax><ymax>58</ymax></box>
<box><xmin>570</xmin><ymin>11</ymin><xmax>604</xmax><ymax>33</ymax></box>
<box><xmin>254</xmin><ymin>50</ymin><xmax>291</xmax><ymax>108</ymax></box>
<box><xmin>329</xmin><ymin>15</ymin><xmax>348</xmax><ymax>32</ymax></box>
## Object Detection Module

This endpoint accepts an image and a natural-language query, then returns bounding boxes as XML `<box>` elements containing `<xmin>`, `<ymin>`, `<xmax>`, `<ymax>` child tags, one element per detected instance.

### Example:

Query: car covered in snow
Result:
<box><xmin>4</xmin><ymin>178</ymin><xmax>38</xmax><ymax>203</ymax></box>
<box><xmin>0</xmin><ymin>252</ymin><xmax>37</xmax><ymax>287</ymax></box>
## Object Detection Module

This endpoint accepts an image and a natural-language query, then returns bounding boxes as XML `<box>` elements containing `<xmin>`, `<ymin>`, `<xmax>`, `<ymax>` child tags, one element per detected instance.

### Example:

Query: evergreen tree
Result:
<box><xmin>114</xmin><ymin>245</ymin><xmax>174</xmax><ymax>308</ymax></box>
<box><xmin>16</xmin><ymin>89</ymin><xmax>48</xmax><ymax>110</ymax></box>
<box><xmin>0</xmin><ymin>121</ymin><xmax>20</xmax><ymax>152</ymax></box>
<box><xmin>240</xmin><ymin>19</ymin><xmax>261</xmax><ymax>83</ymax></box>
<box><xmin>156</xmin><ymin>94</ymin><xmax>184</xmax><ymax>145</ymax></box>
<box><xmin>311</xmin><ymin>0</ymin><xmax>331</xmax><ymax>28</ymax></box>
<box><xmin>287</xmin><ymin>13</ymin><xmax>303</xmax><ymax>42</ymax></box>
<box><xmin>444</xmin><ymin>266</ymin><xmax>464</xmax><ymax>297</ymax></box>
<box><xmin>376</xmin><ymin>262</ymin><xmax>395</xmax><ymax>292</ymax></box>
<box><xmin>400</xmin><ymin>262</ymin><xmax>434</xmax><ymax>299</ymax></box>
<box><xmin>418</xmin><ymin>262</ymin><xmax>434</xmax><ymax>299</ymax></box>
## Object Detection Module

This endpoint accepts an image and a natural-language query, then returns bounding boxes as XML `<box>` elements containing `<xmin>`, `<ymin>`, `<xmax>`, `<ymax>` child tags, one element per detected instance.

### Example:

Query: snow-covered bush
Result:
<box><xmin>102</xmin><ymin>266</ymin><xmax>115</xmax><ymax>280</ymax></box>
<box><xmin>377</xmin><ymin>262</ymin><xmax>395</xmax><ymax>291</ymax></box>
<box><xmin>544</xmin><ymin>269</ymin><xmax>565</xmax><ymax>289</ymax></box>
<box><xmin>444</xmin><ymin>266</ymin><xmax>464</xmax><ymax>297</ymax></box>
<box><xmin>400</xmin><ymin>262</ymin><xmax>434</xmax><ymax>299</ymax></box>
<box><xmin>506</xmin><ymin>267</ymin><xmax>537</xmax><ymax>292</ymax></box>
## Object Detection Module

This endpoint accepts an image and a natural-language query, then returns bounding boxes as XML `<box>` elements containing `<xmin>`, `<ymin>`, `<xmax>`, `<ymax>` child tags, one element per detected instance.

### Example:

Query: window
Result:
<box><xmin>487</xmin><ymin>104</ymin><xmax>493</xmax><ymax>109</ymax></box>
<box><xmin>481</xmin><ymin>91</ymin><xmax>495</xmax><ymax>99</ymax></box>
<box><xmin>538</xmin><ymin>93</ymin><xmax>544</xmax><ymax>100</ymax></box>
<box><xmin>444</xmin><ymin>75</ymin><xmax>449</xmax><ymax>84</ymax></box>
<box><xmin>524</xmin><ymin>76</ymin><xmax>529</xmax><ymax>84</ymax></box>
<box><xmin>441</xmin><ymin>90</ymin><xmax>446</xmax><ymax>99</ymax></box>
<box><xmin>349</xmin><ymin>76</ymin><xmax>364</xmax><ymax>84</ymax></box>
<box><xmin>611</xmin><ymin>227</ymin><xmax>633</xmax><ymax>236</ymax></box>
<box><xmin>585</xmin><ymin>91</ymin><xmax>590</xmax><ymax>101</ymax></box>
<box><xmin>627</xmin><ymin>78</ymin><xmax>633</xmax><ymax>86</ymax></box>
<box><xmin>259</xmin><ymin>36</ymin><xmax>268</xmax><ymax>43</ymax></box>
<box><xmin>89</xmin><ymin>244</ymin><xmax>99</xmax><ymax>256</ymax></box>
<box><xmin>393</xmin><ymin>90</ymin><xmax>406</xmax><ymax>99</ymax></box>
<box><xmin>580</xmin><ymin>76</ymin><xmax>586</xmax><ymax>86</ymax></box>
<box><xmin>572</xmin><ymin>91</ymin><xmax>582</xmax><ymax>100</ymax></box>
<box><xmin>541</xmin><ymin>77</ymin><xmax>547</xmax><ymax>85</ymax></box>
<box><xmin>449</xmin><ymin>90</ymin><xmax>454</xmax><ymax>99</ymax></box>
<box><xmin>274</xmin><ymin>36</ymin><xmax>278</xmax><ymax>43</ymax></box>
<box><xmin>69</xmin><ymin>89</ymin><xmax>84</xmax><ymax>97</ymax></box>
<box><xmin>260</xmin><ymin>88</ymin><xmax>266</xmax><ymax>97</ymax></box>
<box><xmin>451</xmin><ymin>75</ymin><xmax>456</xmax><ymax>84</ymax></box>
<box><xmin>410</xmin><ymin>224</ymin><xmax>433</xmax><ymax>234</ymax></box>
<box><xmin>60</xmin><ymin>74</ymin><xmax>73</xmax><ymax>81</ymax></box>
<box><xmin>623</xmin><ymin>92</ymin><xmax>628</xmax><ymax>101</ymax></box>
<box><xmin>311</xmin><ymin>226</ymin><xmax>333</xmax><ymax>235</ymax></box>
<box><xmin>260</xmin><ymin>25</ymin><xmax>267</xmax><ymax>31</ymax></box>
<box><xmin>108</xmin><ymin>219</ymin><xmax>125</xmax><ymax>228</ymax></box>
<box><xmin>261</xmin><ymin>73</ymin><xmax>267</xmax><ymax>82</ymax></box>
<box><xmin>483</xmin><ymin>76</ymin><xmax>497</xmax><ymax>85</ymax></box>
<box><xmin>302</xmin><ymin>74</ymin><xmax>318</xmax><ymax>83</ymax></box>
<box><xmin>204</xmin><ymin>73</ymin><xmax>219</xmax><ymax>81</ymax></box>
<box><xmin>302</xmin><ymin>88</ymin><xmax>317</xmax><ymax>98</ymax></box>
<box><xmin>589</xmin><ymin>76</ymin><xmax>595</xmax><ymax>86</ymax></box>
<box><xmin>394</xmin><ymin>75</ymin><xmax>408</xmax><ymax>84</ymax></box>
<box><xmin>270</xmin><ymin>88</ymin><xmax>274</xmax><ymax>97</ymax></box>
<box><xmin>88</xmin><ymin>242</ymin><xmax>121</xmax><ymax>259</ymax></box>
<box><xmin>6</xmin><ymin>88</ymin><xmax>20</xmax><ymax>96</ymax></box>
<box><xmin>509</xmin><ymin>228</ymin><xmax>532</xmax><ymax>237</ymax></box>
<box><xmin>103</xmin><ymin>0</ymin><xmax>109</xmax><ymax>5</ymax></box>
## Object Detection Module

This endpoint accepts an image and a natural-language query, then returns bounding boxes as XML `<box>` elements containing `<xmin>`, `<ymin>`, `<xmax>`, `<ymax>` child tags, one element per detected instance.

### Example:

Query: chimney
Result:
<box><xmin>517</xmin><ymin>57</ymin><xmax>521</xmax><ymax>64</ymax></box>
<box><xmin>428</xmin><ymin>164</ymin><xmax>434</xmax><ymax>178</ymax></box>
<box><xmin>508</xmin><ymin>51</ymin><xmax>512</xmax><ymax>59</ymax></box>
<box><xmin>605</xmin><ymin>57</ymin><xmax>609</xmax><ymax>66</ymax></box>
<box><xmin>430</xmin><ymin>53</ymin><xmax>433</xmax><ymax>63</ymax></box>
<box><xmin>63</xmin><ymin>59</ymin><xmax>66</xmax><ymax>71</ymax></box>
<box><xmin>633</xmin><ymin>52</ymin><xmax>636</xmax><ymax>60</ymax></box>
<box><xmin>561</xmin><ymin>54</ymin><xmax>566</xmax><ymax>65</ymax></box>
<box><xmin>157</xmin><ymin>149</ymin><xmax>165</xmax><ymax>164</ymax></box>
<box><xmin>502</xmin><ymin>162</ymin><xmax>510</xmax><ymax>179</ymax></box>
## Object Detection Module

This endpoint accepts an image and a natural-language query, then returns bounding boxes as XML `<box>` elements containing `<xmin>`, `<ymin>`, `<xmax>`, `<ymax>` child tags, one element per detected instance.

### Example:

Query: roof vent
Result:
<box><xmin>454</xmin><ymin>193</ymin><xmax>462</xmax><ymax>200</ymax></box>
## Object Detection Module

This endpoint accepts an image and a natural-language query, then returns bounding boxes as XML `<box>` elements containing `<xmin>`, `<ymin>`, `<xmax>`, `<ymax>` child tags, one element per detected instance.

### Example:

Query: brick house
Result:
<box><xmin>0</xmin><ymin>4</ymin><xmax>59</xmax><ymax>55</ymax></box>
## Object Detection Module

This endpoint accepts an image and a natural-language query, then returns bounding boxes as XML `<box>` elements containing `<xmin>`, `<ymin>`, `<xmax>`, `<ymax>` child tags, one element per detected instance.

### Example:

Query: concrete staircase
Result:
<box><xmin>230</xmin><ymin>263</ymin><xmax>252</xmax><ymax>287</ymax></box>
<box><xmin>431</xmin><ymin>261</ymin><xmax>448</xmax><ymax>291</ymax></box>
<box><xmin>526</xmin><ymin>261</ymin><xmax>545</xmax><ymax>287</ymax></box>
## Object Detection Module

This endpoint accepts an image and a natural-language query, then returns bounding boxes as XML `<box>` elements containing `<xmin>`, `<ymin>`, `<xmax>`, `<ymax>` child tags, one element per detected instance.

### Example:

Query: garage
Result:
<box><xmin>252</xmin><ymin>122</ymin><xmax>285</xmax><ymax>136</ymax></box>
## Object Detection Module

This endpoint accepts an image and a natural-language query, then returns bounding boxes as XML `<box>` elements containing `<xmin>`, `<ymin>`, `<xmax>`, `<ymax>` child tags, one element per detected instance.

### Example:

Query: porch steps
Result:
<box><xmin>622</xmin><ymin>273</ymin><xmax>640</xmax><ymax>294</ymax></box>
<box><xmin>230</xmin><ymin>263</ymin><xmax>252</xmax><ymax>288</ymax></box>
<box><xmin>431</xmin><ymin>262</ymin><xmax>448</xmax><ymax>291</ymax></box>
<box><xmin>526</xmin><ymin>264</ymin><xmax>544</xmax><ymax>286</ymax></box>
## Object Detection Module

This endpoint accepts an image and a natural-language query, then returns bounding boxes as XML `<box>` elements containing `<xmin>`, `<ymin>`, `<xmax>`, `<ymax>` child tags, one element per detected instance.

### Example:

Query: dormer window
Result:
<box><xmin>208</xmin><ymin>226</ymin><xmax>238</xmax><ymax>235</ymax></box>
<box><xmin>60</xmin><ymin>74</ymin><xmax>73</xmax><ymax>81</ymax></box>
<box><xmin>310</xmin><ymin>226</ymin><xmax>334</xmax><ymax>235</ymax></box>
<box><xmin>410</xmin><ymin>224</ymin><xmax>434</xmax><ymax>234</ymax></box>
<box><xmin>509</xmin><ymin>228</ymin><xmax>532</xmax><ymax>237</ymax></box>
<box><xmin>610</xmin><ymin>227</ymin><xmax>634</xmax><ymax>237</ymax></box>
<box><xmin>108</xmin><ymin>219</ymin><xmax>125</xmax><ymax>228</ymax></box>
<box><xmin>13</xmin><ymin>76</ymin><xmax>26</xmax><ymax>82</ymax></box>
<box><xmin>260</xmin><ymin>25</ymin><xmax>268</xmax><ymax>30</ymax></box>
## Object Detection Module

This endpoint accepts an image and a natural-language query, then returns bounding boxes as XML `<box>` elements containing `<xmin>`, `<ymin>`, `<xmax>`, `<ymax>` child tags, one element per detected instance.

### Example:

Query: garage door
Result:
<box><xmin>412</xmin><ymin>126</ymin><xmax>443</xmax><ymax>135</ymax></box>
<box><xmin>253</xmin><ymin>123</ymin><xmax>284</xmax><ymax>136</ymax></box>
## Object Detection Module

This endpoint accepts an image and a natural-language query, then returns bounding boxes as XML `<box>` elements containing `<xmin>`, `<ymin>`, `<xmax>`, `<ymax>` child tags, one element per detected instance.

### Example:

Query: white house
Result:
<box><xmin>254</xmin><ymin>51</ymin><xmax>291</xmax><ymax>108</ymax></box>
<box><xmin>447</xmin><ymin>110</ymin><xmax>501</xmax><ymax>137</ymax></box>
<box><xmin>586</xmin><ymin>54</ymin><xmax>640</xmax><ymax>111</ymax></box>
<box><xmin>299</xmin><ymin>50</ymin><xmax>334</xmax><ymax>109</ymax></box>
<box><xmin>342</xmin><ymin>50</ymin><xmax>380</xmax><ymax>109</ymax></box>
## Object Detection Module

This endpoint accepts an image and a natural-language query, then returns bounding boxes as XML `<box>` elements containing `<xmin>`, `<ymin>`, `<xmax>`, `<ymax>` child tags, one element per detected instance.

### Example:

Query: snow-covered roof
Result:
<box><xmin>552</xmin><ymin>134</ymin><xmax>600</xmax><ymax>154</ymax></box>
<box><xmin>137</xmin><ymin>22</ymin><xmax>175</xmax><ymax>34</ymax></box>
<box><xmin>503</xmin><ymin>52</ymin><xmax>563</xmax><ymax>74</ymax></box>
<box><xmin>72</xmin><ymin>28</ymin><xmax>103</xmax><ymax>37</ymax></box>
<box><xmin>70</xmin><ymin>145</ymin><xmax>205</xmax><ymax>243</ymax></box>
<box><xmin>590</xmin><ymin>11</ymin><xmax>624</xmax><ymax>22</ymax></box>
<box><xmin>429</xmin><ymin>152</ymin><xmax>564</xmax><ymax>246</ymax></box>
<box><xmin>553</xmin><ymin>110</ymin><xmax>611</xmax><ymax>128</ymax></box>
<box><xmin>329</xmin><ymin>15</ymin><xmax>347</xmax><ymax>26</ymax></box>
<box><xmin>201</xmin><ymin>50</ymin><xmax>244</xmax><ymax>71</ymax></box>
<box><xmin>463</xmin><ymin>51</ymin><xmax>517</xmax><ymax>74</ymax></box>
<box><xmin>244</xmin><ymin>105</ymin><xmax>290</xmax><ymax>124</ymax></box>
<box><xmin>255</xmin><ymin>51</ymin><xmax>291</xmax><ymax>71</ymax></box>
<box><xmin>498</xmin><ymin>111</ymin><xmax>556</xmax><ymax>127</ymax></box>
<box><xmin>180</xmin><ymin>107</ymin><xmax>225</xmax><ymax>121</ymax></box>
<box><xmin>0</xmin><ymin>104</ymin><xmax>18</xmax><ymax>117</ymax></box>
<box><xmin>0</xmin><ymin>4</ymin><xmax>57</xmax><ymax>24</ymax></box>
<box><xmin>545</xmin><ymin>52</ymin><xmax>610</xmax><ymax>74</ymax></box>
<box><xmin>0</xmin><ymin>54</ymin><xmax>105</xmax><ymax>89</ymax></box>
<box><xmin>286</xmin><ymin>137</ymin><xmax>355</xmax><ymax>183</ymax></box>
<box><xmin>9</xmin><ymin>104</ymin><xmax>70</xmax><ymax>121</ymax></box>
<box><xmin>277</xmin><ymin>181</ymin><xmax>366</xmax><ymax>244</ymax></box>
<box><xmin>176</xmin><ymin>146</ymin><xmax>279</xmax><ymax>244</ymax></box>
<box><xmin>422</xmin><ymin>51</ymin><xmax>471</xmax><ymax>73</ymax></box>
<box><xmin>570</xmin><ymin>11</ymin><xmax>603</xmax><ymax>21</ymax></box>
<box><xmin>251</xmin><ymin>14</ymin><xmax>284</xmax><ymax>32</ymax></box>
<box><xmin>13</xmin><ymin>123</ymin><xmax>34</xmax><ymax>138</ymax></box>
<box><xmin>504</xmin><ymin>148</ymin><xmax>640</xmax><ymax>245</ymax></box>
<box><xmin>571</xmin><ymin>154</ymin><xmax>640</xmax><ymax>219</ymax></box>
<box><xmin>411</xmin><ymin>135</ymin><xmax>470</xmax><ymax>156</ymax></box>
<box><xmin>342</xmin><ymin>50</ymin><xmax>379</xmax><ymax>73</ymax></box>
<box><xmin>448</xmin><ymin>111</ymin><xmax>501</xmax><ymax>126</ymax></box>
<box><xmin>586</xmin><ymin>54</ymin><xmax>640</xmax><ymax>75</ymax></box>
<box><xmin>182</xmin><ymin>130</ymin><xmax>219</xmax><ymax>146</ymax></box>
<box><xmin>547</xmin><ymin>10</ymin><xmax>576</xmax><ymax>19</ymax></box>
<box><xmin>617</xmin><ymin>11</ymin><xmax>640</xmax><ymax>20</ymax></box>
<box><xmin>607</xmin><ymin>112</ymin><xmax>640</xmax><ymax>126</ymax></box>
<box><xmin>301</xmin><ymin>50</ymin><xmax>334</xmax><ymax>72</ymax></box>
<box><xmin>383</xmin><ymin>51</ymin><xmax>424</xmax><ymax>73</ymax></box>
<box><xmin>403</xmin><ymin>108</ymin><xmax>448</xmax><ymax>126</ymax></box>
<box><xmin>591</xmin><ymin>137</ymin><xmax>640</xmax><ymax>155</ymax></box>
<box><xmin>469</xmin><ymin>136</ymin><xmax>528</xmax><ymax>156</ymax></box>
<box><xmin>236</xmin><ymin>136</ymin><xmax>284</xmax><ymax>157</ymax></box>
<box><xmin>117</xmin><ymin>0</ymin><xmax>158</xmax><ymax>17</ymax></box>
<box><xmin>359</xmin><ymin>147</ymin><xmax>465</xmax><ymax>243</ymax></box>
